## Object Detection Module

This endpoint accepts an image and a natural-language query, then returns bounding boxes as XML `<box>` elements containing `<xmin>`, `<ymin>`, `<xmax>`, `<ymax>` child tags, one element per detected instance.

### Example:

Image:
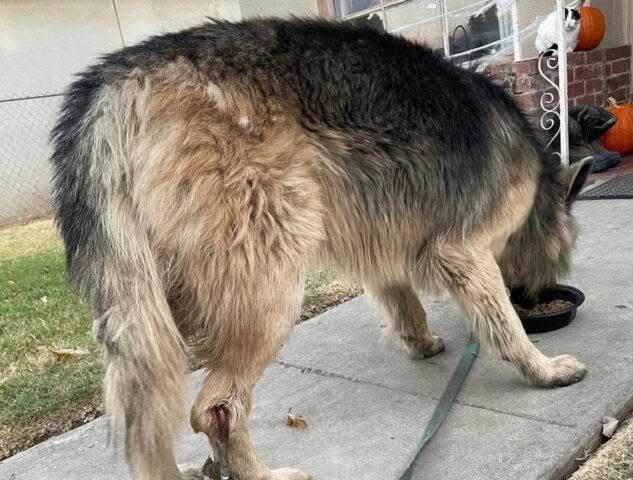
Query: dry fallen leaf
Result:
<box><xmin>8</xmin><ymin>280</ymin><xmax>16</xmax><ymax>286</ymax></box>
<box><xmin>602</xmin><ymin>416</ymin><xmax>619</xmax><ymax>438</ymax></box>
<box><xmin>50</xmin><ymin>347</ymin><xmax>89</xmax><ymax>362</ymax></box>
<box><xmin>286</xmin><ymin>413</ymin><xmax>308</xmax><ymax>429</ymax></box>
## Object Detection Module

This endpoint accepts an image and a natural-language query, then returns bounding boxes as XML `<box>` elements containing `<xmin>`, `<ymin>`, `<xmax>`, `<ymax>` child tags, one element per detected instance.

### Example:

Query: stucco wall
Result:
<box><xmin>116</xmin><ymin>0</ymin><xmax>242</xmax><ymax>45</ymax></box>
<box><xmin>0</xmin><ymin>0</ymin><xmax>241</xmax><ymax>226</ymax></box>
<box><xmin>239</xmin><ymin>0</ymin><xmax>315</xmax><ymax>18</ymax></box>
<box><xmin>0</xmin><ymin>0</ymin><xmax>122</xmax><ymax>98</ymax></box>
<box><xmin>592</xmin><ymin>0</ymin><xmax>625</xmax><ymax>50</ymax></box>
<box><xmin>0</xmin><ymin>0</ymin><xmax>242</xmax><ymax>98</ymax></box>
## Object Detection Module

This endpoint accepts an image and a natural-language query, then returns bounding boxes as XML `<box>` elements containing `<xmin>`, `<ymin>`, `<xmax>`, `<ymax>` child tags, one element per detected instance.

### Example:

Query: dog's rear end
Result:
<box><xmin>51</xmin><ymin>38</ymin><xmax>324</xmax><ymax>479</ymax></box>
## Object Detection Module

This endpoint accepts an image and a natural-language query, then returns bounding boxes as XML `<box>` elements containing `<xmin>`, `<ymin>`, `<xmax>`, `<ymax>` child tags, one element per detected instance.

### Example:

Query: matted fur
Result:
<box><xmin>50</xmin><ymin>18</ymin><xmax>591</xmax><ymax>480</ymax></box>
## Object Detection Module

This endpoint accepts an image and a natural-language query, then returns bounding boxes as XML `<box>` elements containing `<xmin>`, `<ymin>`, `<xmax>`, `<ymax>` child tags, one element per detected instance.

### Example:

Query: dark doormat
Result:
<box><xmin>578</xmin><ymin>174</ymin><xmax>633</xmax><ymax>200</ymax></box>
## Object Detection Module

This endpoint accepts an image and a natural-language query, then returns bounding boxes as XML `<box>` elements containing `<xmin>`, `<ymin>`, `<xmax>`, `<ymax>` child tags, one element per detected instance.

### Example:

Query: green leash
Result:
<box><xmin>398</xmin><ymin>337</ymin><xmax>480</xmax><ymax>480</ymax></box>
<box><xmin>205</xmin><ymin>337</ymin><xmax>480</xmax><ymax>480</ymax></box>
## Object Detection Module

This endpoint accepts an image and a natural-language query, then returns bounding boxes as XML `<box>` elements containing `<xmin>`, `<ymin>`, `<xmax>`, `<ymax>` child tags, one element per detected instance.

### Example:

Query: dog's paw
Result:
<box><xmin>179</xmin><ymin>464</ymin><xmax>208</xmax><ymax>480</ymax></box>
<box><xmin>548</xmin><ymin>355</ymin><xmax>587</xmax><ymax>386</ymax></box>
<box><xmin>403</xmin><ymin>334</ymin><xmax>445</xmax><ymax>360</ymax></box>
<box><xmin>531</xmin><ymin>354</ymin><xmax>587</xmax><ymax>387</ymax></box>
<box><xmin>272</xmin><ymin>467</ymin><xmax>313</xmax><ymax>480</ymax></box>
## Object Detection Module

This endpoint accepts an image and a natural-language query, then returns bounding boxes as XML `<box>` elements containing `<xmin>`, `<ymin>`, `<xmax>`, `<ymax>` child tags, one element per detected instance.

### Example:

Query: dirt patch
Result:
<box><xmin>0</xmin><ymin>397</ymin><xmax>102</xmax><ymax>461</ymax></box>
<box><xmin>513</xmin><ymin>299</ymin><xmax>574</xmax><ymax>317</ymax></box>
<box><xmin>299</xmin><ymin>282</ymin><xmax>363</xmax><ymax>322</ymax></box>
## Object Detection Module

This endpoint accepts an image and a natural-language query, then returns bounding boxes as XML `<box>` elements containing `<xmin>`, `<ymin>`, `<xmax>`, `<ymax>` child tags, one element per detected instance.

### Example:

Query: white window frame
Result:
<box><xmin>319</xmin><ymin>0</ymin><xmax>410</xmax><ymax>29</ymax></box>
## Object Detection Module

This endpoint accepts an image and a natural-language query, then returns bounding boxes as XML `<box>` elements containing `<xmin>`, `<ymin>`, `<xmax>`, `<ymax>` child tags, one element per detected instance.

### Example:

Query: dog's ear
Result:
<box><xmin>561</xmin><ymin>156</ymin><xmax>592</xmax><ymax>203</ymax></box>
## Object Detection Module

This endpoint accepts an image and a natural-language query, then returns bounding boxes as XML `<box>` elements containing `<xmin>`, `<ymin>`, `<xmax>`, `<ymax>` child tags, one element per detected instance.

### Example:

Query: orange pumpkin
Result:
<box><xmin>576</xmin><ymin>6</ymin><xmax>606</xmax><ymax>51</ymax></box>
<box><xmin>602</xmin><ymin>98</ymin><xmax>633</xmax><ymax>155</ymax></box>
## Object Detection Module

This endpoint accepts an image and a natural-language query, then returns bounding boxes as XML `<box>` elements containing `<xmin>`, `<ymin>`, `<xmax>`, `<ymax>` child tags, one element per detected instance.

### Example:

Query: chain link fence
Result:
<box><xmin>0</xmin><ymin>92</ymin><xmax>63</xmax><ymax>227</ymax></box>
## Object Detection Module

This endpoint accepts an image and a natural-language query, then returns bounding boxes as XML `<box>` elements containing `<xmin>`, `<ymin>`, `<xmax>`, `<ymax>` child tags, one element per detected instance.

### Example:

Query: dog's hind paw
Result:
<box><xmin>179</xmin><ymin>464</ymin><xmax>208</xmax><ymax>480</ymax></box>
<box><xmin>404</xmin><ymin>333</ymin><xmax>445</xmax><ymax>360</ymax></box>
<box><xmin>272</xmin><ymin>467</ymin><xmax>313</xmax><ymax>480</ymax></box>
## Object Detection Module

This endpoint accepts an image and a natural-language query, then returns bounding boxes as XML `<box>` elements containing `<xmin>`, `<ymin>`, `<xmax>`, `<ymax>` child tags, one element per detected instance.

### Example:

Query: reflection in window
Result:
<box><xmin>387</xmin><ymin>0</ymin><xmax>444</xmax><ymax>53</ymax></box>
<box><xmin>449</xmin><ymin>4</ymin><xmax>501</xmax><ymax>62</ymax></box>
<box><xmin>333</xmin><ymin>0</ymin><xmax>380</xmax><ymax>18</ymax></box>
<box><xmin>348</xmin><ymin>11</ymin><xmax>386</xmax><ymax>32</ymax></box>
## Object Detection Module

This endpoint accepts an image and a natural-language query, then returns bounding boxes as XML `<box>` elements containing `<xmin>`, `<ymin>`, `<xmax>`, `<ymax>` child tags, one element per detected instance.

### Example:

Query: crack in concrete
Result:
<box><xmin>275</xmin><ymin>360</ymin><xmax>438</xmax><ymax>401</ymax></box>
<box><xmin>452</xmin><ymin>400</ymin><xmax>577</xmax><ymax>429</ymax></box>
<box><xmin>275</xmin><ymin>360</ymin><xmax>578</xmax><ymax>429</ymax></box>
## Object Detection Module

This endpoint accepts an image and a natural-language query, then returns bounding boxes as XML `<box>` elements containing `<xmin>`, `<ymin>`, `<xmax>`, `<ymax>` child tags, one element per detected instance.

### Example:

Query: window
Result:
<box><xmin>321</xmin><ymin>0</ymin><xmax>435</xmax><ymax>35</ymax></box>
<box><xmin>328</xmin><ymin>0</ymin><xmax>407</xmax><ymax>21</ymax></box>
<box><xmin>333</xmin><ymin>0</ymin><xmax>381</xmax><ymax>18</ymax></box>
<box><xmin>319</xmin><ymin>0</ymin><xmax>517</xmax><ymax>62</ymax></box>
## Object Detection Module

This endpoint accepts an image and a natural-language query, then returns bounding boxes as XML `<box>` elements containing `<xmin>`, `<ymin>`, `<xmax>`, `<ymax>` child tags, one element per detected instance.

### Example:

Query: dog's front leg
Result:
<box><xmin>438</xmin><ymin>245</ymin><xmax>587</xmax><ymax>387</ymax></box>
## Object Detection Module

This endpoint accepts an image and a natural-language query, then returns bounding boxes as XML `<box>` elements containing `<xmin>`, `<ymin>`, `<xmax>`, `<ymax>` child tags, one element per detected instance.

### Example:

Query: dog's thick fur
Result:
<box><xmin>50</xmin><ymin>18</ymin><xmax>590</xmax><ymax>480</ymax></box>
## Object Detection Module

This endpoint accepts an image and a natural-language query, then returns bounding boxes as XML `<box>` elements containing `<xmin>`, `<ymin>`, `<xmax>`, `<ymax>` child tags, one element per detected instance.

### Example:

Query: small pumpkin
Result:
<box><xmin>602</xmin><ymin>98</ymin><xmax>633</xmax><ymax>155</ymax></box>
<box><xmin>576</xmin><ymin>6</ymin><xmax>606</xmax><ymax>51</ymax></box>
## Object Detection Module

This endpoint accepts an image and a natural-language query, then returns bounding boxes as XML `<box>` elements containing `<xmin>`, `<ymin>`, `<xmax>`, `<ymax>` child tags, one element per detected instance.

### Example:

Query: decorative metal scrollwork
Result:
<box><xmin>538</xmin><ymin>49</ymin><xmax>562</xmax><ymax>151</ymax></box>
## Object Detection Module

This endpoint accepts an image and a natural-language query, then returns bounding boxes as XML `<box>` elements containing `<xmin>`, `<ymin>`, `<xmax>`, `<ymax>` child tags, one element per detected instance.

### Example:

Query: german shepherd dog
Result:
<box><xmin>50</xmin><ymin>18</ymin><xmax>590</xmax><ymax>480</ymax></box>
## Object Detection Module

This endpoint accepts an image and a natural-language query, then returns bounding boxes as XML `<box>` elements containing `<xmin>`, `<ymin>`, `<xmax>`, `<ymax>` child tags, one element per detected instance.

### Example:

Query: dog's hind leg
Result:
<box><xmin>189</xmin><ymin>270</ymin><xmax>312</xmax><ymax>480</ymax></box>
<box><xmin>367</xmin><ymin>284</ymin><xmax>445</xmax><ymax>359</ymax></box>
<box><xmin>437</xmin><ymin>244</ymin><xmax>587</xmax><ymax>387</ymax></box>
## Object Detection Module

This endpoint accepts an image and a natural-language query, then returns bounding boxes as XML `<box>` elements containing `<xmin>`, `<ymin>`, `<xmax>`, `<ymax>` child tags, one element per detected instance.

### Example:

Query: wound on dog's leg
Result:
<box><xmin>192</xmin><ymin>371</ymin><xmax>312</xmax><ymax>480</ymax></box>
<box><xmin>212</xmin><ymin>404</ymin><xmax>231</xmax><ymax>479</ymax></box>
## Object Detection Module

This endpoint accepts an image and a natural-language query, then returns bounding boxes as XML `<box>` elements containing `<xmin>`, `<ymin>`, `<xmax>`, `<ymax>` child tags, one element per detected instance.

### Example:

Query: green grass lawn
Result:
<box><xmin>0</xmin><ymin>219</ymin><xmax>101</xmax><ymax>459</ymax></box>
<box><xmin>0</xmin><ymin>218</ymin><xmax>361</xmax><ymax>459</ymax></box>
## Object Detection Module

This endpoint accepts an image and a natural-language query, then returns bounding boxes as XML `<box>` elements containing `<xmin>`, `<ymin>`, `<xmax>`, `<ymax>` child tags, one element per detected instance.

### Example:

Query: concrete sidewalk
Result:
<box><xmin>1</xmin><ymin>200</ymin><xmax>632</xmax><ymax>480</ymax></box>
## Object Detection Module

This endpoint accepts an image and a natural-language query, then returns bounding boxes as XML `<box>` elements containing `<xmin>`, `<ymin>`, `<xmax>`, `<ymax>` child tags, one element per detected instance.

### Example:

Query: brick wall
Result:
<box><xmin>487</xmin><ymin>45</ymin><xmax>632</xmax><ymax>121</ymax></box>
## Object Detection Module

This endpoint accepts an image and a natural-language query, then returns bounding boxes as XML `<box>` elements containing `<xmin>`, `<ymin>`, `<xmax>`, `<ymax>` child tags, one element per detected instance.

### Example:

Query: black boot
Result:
<box><xmin>593</xmin><ymin>106</ymin><xmax>618</xmax><ymax>137</ymax></box>
<box><xmin>571</xmin><ymin>106</ymin><xmax>619</xmax><ymax>172</ymax></box>
<box><xmin>587</xmin><ymin>106</ymin><xmax>620</xmax><ymax>170</ymax></box>
<box><xmin>568</xmin><ymin>113</ymin><xmax>595</xmax><ymax>167</ymax></box>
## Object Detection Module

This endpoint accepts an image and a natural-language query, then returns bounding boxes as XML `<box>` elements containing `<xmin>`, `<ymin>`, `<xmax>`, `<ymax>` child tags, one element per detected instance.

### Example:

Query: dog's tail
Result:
<box><xmin>50</xmin><ymin>73</ymin><xmax>186</xmax><ymax>479</ymax></box>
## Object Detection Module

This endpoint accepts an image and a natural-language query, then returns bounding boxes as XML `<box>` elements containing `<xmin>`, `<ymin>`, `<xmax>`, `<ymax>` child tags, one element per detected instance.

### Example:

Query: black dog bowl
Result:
<box><xmin>510</xmin><ymin>284</ymin><xmax>585</xmax><ymax>334</ymax></box>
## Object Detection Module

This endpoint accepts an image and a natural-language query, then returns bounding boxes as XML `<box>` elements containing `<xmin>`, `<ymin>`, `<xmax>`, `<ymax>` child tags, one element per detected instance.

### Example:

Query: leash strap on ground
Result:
<box><xmin>398</xmin><ymin>337</ymin><xmax>480</xmax><ymax>480</ymax></box>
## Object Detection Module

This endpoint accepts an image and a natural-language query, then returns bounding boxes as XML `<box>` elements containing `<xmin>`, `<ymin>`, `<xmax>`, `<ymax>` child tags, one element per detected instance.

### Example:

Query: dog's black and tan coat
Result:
<box><xmin>50</xmin><ymin>18</ymin><xmax>590</xmax><ymax>480</ymax></box>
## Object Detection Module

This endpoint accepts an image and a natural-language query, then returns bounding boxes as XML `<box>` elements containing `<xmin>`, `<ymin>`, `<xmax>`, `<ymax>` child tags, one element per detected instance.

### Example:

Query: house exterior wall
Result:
<box><xmin>592</xmin><ymin>0</ymin><xmax>625</xmax><ymax>51</ymax></box>
<box><xmin>115</xmin><ymin>0</ymin><xmax>242</xmax><ymax>45</ymax></box>
<box><xmin>0</xmin><ymin>0</ymin><xmax>241</xmax><ymax>226</ymax></box>
<box><xmin>0</xmin><ymin>0</ymin><xmax>242</xmax><ymax>99</ymax></box>
<box><xmin>239</xmin><ymin>0</ymin><xmax>315</xmax><ymax>18</ymax></box>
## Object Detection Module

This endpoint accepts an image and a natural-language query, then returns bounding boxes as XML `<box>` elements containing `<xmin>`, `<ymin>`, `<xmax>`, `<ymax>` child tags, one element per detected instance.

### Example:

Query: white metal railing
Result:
<box><xmin>510</xmin><ymin>1</ymin><xmax>522</xmax><ymax>60</ymax></box>
<box><xmin>556</xmin><ymin>0</ymin><xmax>570</xmax><ymax>166</ymax></box>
